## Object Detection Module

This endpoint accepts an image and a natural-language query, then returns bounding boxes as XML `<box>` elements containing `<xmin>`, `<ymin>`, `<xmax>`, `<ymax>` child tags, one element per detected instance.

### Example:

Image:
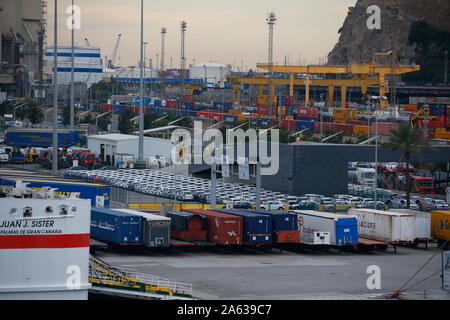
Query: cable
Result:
<box><xmin>402</xmin><ymin>270</ymin><xmax>441</xmax><ymax>293</ymax></box>
<box><xmin>392</xmin><ymin>237</ymin><xmax>449</xmax><ymax>297</ymax></box>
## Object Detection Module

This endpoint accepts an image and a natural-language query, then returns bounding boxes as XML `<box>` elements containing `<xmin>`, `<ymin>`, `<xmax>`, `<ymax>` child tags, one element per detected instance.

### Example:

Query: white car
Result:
<box><xmin>0</xmin><ymin>152</ymin><xmax>9</xmax><ymax>163</ymax></box>
<box><xmin>260</xmin><ymin>201</ymin><xmax>285</xmax><ymax>211</ymax></box>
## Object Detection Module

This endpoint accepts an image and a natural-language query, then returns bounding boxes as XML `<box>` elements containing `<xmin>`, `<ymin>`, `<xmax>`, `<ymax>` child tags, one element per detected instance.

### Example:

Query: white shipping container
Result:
<box><xmin>294</xmin><ymin>210</ymin><xmax>358</xmax><ymax>246</ymax></box>
<box><xmin>390</xmin><ymin>209</ymin><xmax>431</xmax><ymax>240</ymax></box>
<box><xmin>348</xmin><ymin>208</ymin><xmax>415</xmax><ymax>242</ymax></box>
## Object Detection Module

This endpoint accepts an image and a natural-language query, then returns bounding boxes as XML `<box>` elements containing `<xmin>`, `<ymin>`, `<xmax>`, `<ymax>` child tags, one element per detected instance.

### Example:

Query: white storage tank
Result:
<box><xmin>189</xmin><ymin>62</ymin><xmax>230</xmax><ymax>85</ymax></box>
<box><xmin>45</xmin><ymin>46</ymin><xmax>103</xmax><ymax>88</ymax></box>
<box><xmin>348</xmin><ymin>208</ymin><xmax>415</xmax><ymax>243</ymax></box>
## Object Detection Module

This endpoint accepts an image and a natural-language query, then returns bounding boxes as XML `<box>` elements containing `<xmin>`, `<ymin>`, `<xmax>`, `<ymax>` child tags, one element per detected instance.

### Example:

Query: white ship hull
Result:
<box><xmin>0</xmin><ymin>195</ymin><xmax>92</xmax><ymax>300</ymax></box>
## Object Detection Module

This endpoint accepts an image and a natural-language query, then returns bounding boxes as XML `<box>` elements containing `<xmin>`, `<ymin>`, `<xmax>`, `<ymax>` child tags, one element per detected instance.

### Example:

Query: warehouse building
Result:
<box><xmin>87</xmin><ymin>133</ymin><xmax>173</xmax><ymax>167</ymax></box>
<box><xmin>189</xmin><ymin>62</ymin><xmax>230</xmax><ymax>86</ymax></box>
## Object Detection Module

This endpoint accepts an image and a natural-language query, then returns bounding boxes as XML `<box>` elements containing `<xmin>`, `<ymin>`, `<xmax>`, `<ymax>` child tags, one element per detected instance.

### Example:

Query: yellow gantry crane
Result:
<box><xmin>237</xmin><ymin>52</ymin><xmax>421</xmax><ymax>109</ymax></box>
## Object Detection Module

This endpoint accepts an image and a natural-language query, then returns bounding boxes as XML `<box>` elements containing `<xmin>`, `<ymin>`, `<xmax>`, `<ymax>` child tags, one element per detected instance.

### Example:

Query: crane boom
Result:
<box><xmin>111</xmin><ymin>34</ymin><xmax>122</xmax><ymax>68</ymax></box>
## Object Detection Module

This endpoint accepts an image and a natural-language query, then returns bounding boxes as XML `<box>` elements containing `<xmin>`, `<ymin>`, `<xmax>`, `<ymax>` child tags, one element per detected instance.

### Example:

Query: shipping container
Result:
<box><xmin>390</xmin><ymin>209</ymin><xmax>431</xmax><ymax>241</ymax></box>
<box><xmin>0</xmin><ymin>178</ymin><xmax>110</xmax><ymax>207</ymax></box>
<box><xmin>348</xmin><ymin>208</ymin><xmax>415</xmax><ymax>243</ymax></box>
<box><xmin>370</xmin><ymin>122</ymin><xmax>399</xmax><ymax>136</ymax></box>
<box><xmin>185</xmin><ymin>209</ymin><xmax>243</xmax><ymax>245</ymax></box>
<box><xmin>251</xmin><ymin>210</ymin><xmax>299</xmax><ymax>243</ymax></box>
<box><xmin>90</xmin><ymin>208</ymin><xmax>143</xmax><ymax>245</ymax></box>
<box><xmin>166</xmin><ymin>211</ymin><xmax>207</xmax><ymax>242</ymax></box>
<box><xmin>213</xmin><ymin>209</ymin><xmax>272</xmax><ymax>244</ymax></box>
<box><xmin>353</xmin><ymin>125</ymin><xmax>369</xmax><ymax>137</ymax></box>
<box><xmin>223</xmin><ymin>114</ymin><xmax>238</xmax><ymax>125</ymax></box>
<box><xmin>5</xmin><ymin>129</ymin><xmax>79</xmax><ymax>148</ymax></box>
<box><xmin>297</xmin><ymin>106</ymin><xmax>319</xmax><ymax>119</ymax></box>
<box><xmin>333</xmin><ymin>108</ymin><xmax>359</xmax><ymax>120</ymax></box>
<box><xmin>431</xmin><ymin>211</ymin><xmax>450</xmax><ymax>246</ymax></box>
<box><xmin>293</xmin><ymin>210</ymin><xmax>358</xmax><ymax>246</ymax></box>
<box><xmin>116</xmin><ymin>209</ymin><xmax>171</xmax><ymax>247</ymax></box>
<box><xmin>295</xmin><ymin>120</ymin><xmax>314</xmax><ymax>132</ymax></box>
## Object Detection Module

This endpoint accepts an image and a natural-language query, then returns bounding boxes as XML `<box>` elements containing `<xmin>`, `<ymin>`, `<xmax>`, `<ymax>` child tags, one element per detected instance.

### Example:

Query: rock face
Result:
<box><xmin>328</xmin><ymin>0</ymin><xmax>450</xmax><ymax>65</ymax></box>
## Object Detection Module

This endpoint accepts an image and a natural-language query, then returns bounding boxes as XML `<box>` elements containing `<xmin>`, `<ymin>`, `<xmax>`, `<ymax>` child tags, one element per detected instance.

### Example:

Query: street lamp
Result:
<box><xmin>370</xmin><ymin>95</ymin><xmax>387</xmax><ymax>209</ymax></box>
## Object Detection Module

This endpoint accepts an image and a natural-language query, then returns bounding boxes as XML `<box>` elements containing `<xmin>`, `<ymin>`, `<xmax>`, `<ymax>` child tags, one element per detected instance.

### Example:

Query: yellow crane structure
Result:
<box><xmin>239</xmin><ymin>52</ymin><xmax>420</xmax><ymax>110</ymax></box>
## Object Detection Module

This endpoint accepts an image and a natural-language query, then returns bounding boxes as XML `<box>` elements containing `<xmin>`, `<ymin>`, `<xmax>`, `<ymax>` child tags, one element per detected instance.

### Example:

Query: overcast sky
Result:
<box><xmin>46</xmin><ymin>0</ymin><xmax>356</xmax><ymax>70</ymax></box>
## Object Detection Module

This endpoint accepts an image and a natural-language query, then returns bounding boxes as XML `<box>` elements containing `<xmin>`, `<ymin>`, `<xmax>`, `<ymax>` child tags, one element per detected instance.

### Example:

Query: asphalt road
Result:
<box><xmin>94</xmin><ymin>243</ymin><xmax>445</xmax><ymax>300</ymax></box>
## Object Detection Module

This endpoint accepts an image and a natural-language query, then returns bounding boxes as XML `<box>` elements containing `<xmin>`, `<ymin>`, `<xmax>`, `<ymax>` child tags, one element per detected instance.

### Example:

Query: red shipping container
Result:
<box><xmin>181</xmin><ymin>95</ymin><xmax>193</xmax><ymax>103</ymax></box>
<box><xmin>100</xmin><ymin>104</ymin><xmax>113</xmax><ymax>112</ymax></box>
<box><xmin>297</xmin><ymin>107</ymin><xmax>318</xmax><ymax>119</ymax></box>
<box><xmin>167</xmin><ymin>212</ymin><xmax>207</xmax><ymax>242</ymax></box>
<box><xmin>370</xmin><ymin>122</ymin><xmax>399</xmax><ymax>136</ymax></box>
<box><xmin>346</xmin><ymin>120</ymin><xmax>367</xmax><ymax>126</ymax></box>
<box><xmin>333</xmin><ymin>123</ymin><xmax>354</xmax><ymax>135</ymax></box>
<box><xmin>185</xmin><ymin>209</ymin><xmax>243</xmax><ymax>245</ymax></box>
<box><xmin>446</xmin><ymin>116</ymin><xmax>450</xmax><ymax>128</ymax></box>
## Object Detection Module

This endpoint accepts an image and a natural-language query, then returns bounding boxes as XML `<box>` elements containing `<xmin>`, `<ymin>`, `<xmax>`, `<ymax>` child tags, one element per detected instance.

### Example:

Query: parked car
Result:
<box><xmin>261</xmin><ymin>200</ymin><xmax>285</xmax><ymax>211</ymax></box>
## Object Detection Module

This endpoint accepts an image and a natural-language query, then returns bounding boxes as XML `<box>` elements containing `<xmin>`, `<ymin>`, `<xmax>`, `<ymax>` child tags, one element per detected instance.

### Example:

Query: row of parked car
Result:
<box><xmin>64</xmin><ymin>168</ymin><xmax>449</xmax><ymax>212</ymax></box>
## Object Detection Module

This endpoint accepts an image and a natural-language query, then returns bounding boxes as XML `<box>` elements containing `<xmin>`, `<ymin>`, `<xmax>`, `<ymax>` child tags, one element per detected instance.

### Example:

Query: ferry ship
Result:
<box><xmin>0</xmin><ymin>181</ymin><xmax>91</xmax><ymax>300</ymax></box>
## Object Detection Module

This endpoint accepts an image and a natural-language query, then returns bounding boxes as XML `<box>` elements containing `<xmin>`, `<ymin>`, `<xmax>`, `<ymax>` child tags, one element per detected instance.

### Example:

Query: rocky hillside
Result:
<box><xmin>328</xmin><ymin>0</ymin><xmax>449</xmax><ymax>82</ymax></box>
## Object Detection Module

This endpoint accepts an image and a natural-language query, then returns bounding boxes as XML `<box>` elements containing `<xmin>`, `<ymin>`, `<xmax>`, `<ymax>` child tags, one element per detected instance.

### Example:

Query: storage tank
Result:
<box><xmin>293</xmin><ymin>210</ymin><xmax>358</xmax><ymax>246</ymax></box>
<box><xmin>45</xmin><ymin>46</ymin><xmax>103</xmax><ymax>88</ymax></box>
<box><xmin>348</xmin><ymin>208</ymin><xmax>415</xmax><ymax>242</ymax></box>
<box><xmin>189</xmin><ymin>62</ymin><xmax>230</xmax><ymax>85</ymax></box>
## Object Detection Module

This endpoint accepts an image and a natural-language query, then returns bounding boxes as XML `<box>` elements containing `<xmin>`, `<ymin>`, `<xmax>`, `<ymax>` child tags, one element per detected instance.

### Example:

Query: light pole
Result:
<box><xmin>445</xmin><ymin>50</ymin><xmax>448</xmax><ymax>86</ymax></box>
<box><xmin>370</xmin><ymin>95</ymin><xmax>387</xmax><ymax>209</ymax></box>
<box><xmin>70</xmin><ymin>0</ymin><xmax>75</xmax><ymax>130</ymax></box>
<box><xmin>52</xmin><ymin>0</ymin><xmax>58</xmax><ymax>175</ymax></box>
<box><xmin>138</xmin><ymin>0</ymin><xmax>144</xmax><ymax>161</ymax></box>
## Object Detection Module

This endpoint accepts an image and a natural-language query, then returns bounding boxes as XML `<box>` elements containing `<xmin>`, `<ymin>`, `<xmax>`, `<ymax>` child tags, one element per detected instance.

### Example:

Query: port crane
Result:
<box><xmin>251</xmin><ymin>52</ymin><xmax>420</xmax><ymax>109</ymax></box>
<box><xmin>108</xmin><ymin>34</ymin><xmax>122</xmax><ymax>69</ymax></box>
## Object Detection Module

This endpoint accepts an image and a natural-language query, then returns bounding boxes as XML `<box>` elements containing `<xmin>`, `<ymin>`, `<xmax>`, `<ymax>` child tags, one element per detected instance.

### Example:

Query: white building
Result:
<box><xmin>103</xmin><ymin>66</ymin><xmax>159</xmax><ymax>82</ymax></box>
<box><xmin>189</xmin><ymin>62</ymin><xmax>230</xmax><ymax>85</ymax></box>
<box><xmin>87</xmin><ymin>134</ymin><xmax>173</xmax><ymax>167</ymax></box>
<box><xmin>45</xmin><ymin>46</ymin><xmax>103</xmax><ymax>88</ymax></box>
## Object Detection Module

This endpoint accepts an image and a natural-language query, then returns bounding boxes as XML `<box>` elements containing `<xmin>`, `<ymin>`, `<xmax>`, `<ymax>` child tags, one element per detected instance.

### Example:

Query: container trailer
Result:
<box><xmin>431</xmin><ymin>210</ymin><xmax>450</xmax><ymax>249</ymax></box>
<box><xmin>116</xmin><ymin>209</ymin><xmax>171</xmax><ymax>247</ymax></box>
<box><xmin>185</xmin><ymin>209</ymin><xmax>243</xmax><ymax>245</ymax></box>
<box><xmin>213</xmin><ymin>209</ymin><xmax>272</xmax><ymax>245</ymax></box>
<box><xmin>90</xmin><ymin>208</ymin><xmax>143</xmax><ymax>246</ymax></box>
<box><xmin>348</xmin><ymin>208</ymin><xmax>415</xmax><ymax>243</ymax></box>
<box><xmin>293</xmin><ymin>210</ymin><xmax>358</xmax><ymax>246</ymax></box>
<box><xmin>250</xmin><ymin>210</ymin><xmax>299</xmax><ymax>243</ymax></box>
<box><xmin>390</xmin><ymin>209</ymin><xmax>432</xmax><ymax>245</ymax></box>
<box><xmin>5</xmin><ymin>128</ymin><xmax>79</xmax><ymax>148</ymax></box>
<box><xmin>166</xmin><ymin>211</ymin><xmax>208</xmax><ymax>242</ymax></box>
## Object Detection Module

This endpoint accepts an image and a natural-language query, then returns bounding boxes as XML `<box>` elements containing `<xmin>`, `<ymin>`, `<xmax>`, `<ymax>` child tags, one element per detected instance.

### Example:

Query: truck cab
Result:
<box><xmin>412</xmin><ymin>177</ymin><xmax>435</xmax><ymax>195</ymax></box>
<box><xmin>356</xmin><ymin>168</ymin><xmax>376</xmax><ymax>186</ymax></box>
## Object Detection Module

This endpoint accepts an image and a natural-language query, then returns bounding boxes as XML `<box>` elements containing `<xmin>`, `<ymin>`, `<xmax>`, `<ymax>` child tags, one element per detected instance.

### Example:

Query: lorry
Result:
<box><xmin>356</xmin><ymin>167</ymin><xmax>376</xmax><ymax>186</ymax></box>
<box><xmin>4</xmin><ymin>128</ymin><xmax>79</xmax><ymax>148</ymax></box>
<box><xmin>431</xmin><ymin>210</ymin><xmax>450</xmax><ymax>249</ymax></box>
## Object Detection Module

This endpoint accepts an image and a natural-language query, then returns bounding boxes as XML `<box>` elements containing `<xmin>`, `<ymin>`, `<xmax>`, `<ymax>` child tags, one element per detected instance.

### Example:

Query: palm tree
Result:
<box><xmin>382</xmin><ymin>123</ymin><xmax>433</xmax><ymax>208</ymax></box>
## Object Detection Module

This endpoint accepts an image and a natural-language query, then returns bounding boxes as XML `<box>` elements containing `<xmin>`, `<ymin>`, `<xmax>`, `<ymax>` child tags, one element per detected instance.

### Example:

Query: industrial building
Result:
<box><xmin>0</xmin><ymin>0</ymin><xmax>46</xmax><ymax>99</ymax></box>
<box><xmin>87</xmin><ymin>133</ymin><xmax>173</xmax><ymax>167</ymax></box>
<box><xmin>45</xmin><ymin>46</ymin><xmax>103</xmax><ymax>89</ymax></box>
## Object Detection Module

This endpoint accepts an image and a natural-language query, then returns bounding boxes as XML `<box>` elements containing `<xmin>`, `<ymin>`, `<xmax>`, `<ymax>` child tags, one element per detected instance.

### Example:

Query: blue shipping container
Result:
<box><xmin>296</xmin><ymin>120</ymin><xmax>315</xmax><ymax>132</ymax></box>
<box><xmin>250</xmin><ymin>210</ymin><xmax>298</xmax><ymax>232</ymax></box>
<box><xmin>214</xmin><ymin>209</ymin><xmax>272</xmax><ymax>244</ymax></box>
<box><xmin>5</xmin><ymin>129</ymin><xmax>79</xmax><ymax>148</ymax></box>
<box><xmin>90</xmin><ymin>208</ymin><xmax>143</xmax><ymax>245</ymax></box>
<box><xmin>0</xmin><ymin>178</ymin><xmax>110</xmax><ymax>207</ymax></box>
<box><xmin>224</xmin><ymin>114</ymin><xmax>238</xmax><ymax>125</ymax></box>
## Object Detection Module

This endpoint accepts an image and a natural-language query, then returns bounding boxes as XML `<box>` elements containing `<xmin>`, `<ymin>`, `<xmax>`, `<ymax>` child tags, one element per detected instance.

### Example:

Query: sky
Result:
<box><xmin>46</xmin><ymin>0</ymin><xmax>356</xmax><ymax>70</ymax></box>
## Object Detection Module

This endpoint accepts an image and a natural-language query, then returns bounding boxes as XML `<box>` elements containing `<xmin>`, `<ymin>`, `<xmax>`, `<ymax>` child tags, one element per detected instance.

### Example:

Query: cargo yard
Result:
<box><xmin>0</xmin><ymin>0</ymin><xmax>449</xmax><ymax>304</ymax></box>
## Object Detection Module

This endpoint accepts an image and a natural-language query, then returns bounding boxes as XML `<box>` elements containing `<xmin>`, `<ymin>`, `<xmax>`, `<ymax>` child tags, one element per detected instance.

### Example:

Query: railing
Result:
<box><xmin>89</xmin><ymin>256</ymin><xmax>193</xmax><ymax>298</ymax></box>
